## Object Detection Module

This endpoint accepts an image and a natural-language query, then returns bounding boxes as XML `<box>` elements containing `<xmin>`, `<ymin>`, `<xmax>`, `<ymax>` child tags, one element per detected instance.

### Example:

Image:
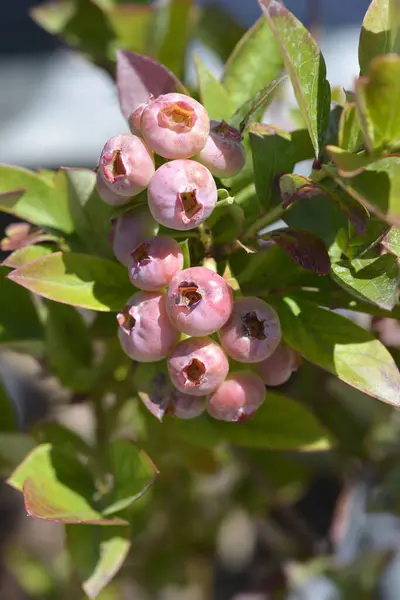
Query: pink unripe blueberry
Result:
<box><xmin>168</xmin><ymin>337</ymin><xmax>229</xmax><ymax>397</ymax></box>
<box><xmin>128</xmin><ymin>102</ymin><xmax>148</xmax><ymax>136</ymax></box>
<box><xmin>128</xmin><ymin>235</ymin><xmax>184</xmax><ymax>291</ymax></box>
<box><xmin>110</xmin><ymin>205</ymin><xmax>158</xmax><ymax>266</ymax></box>
<box><xmin>117</xmin><ymin>292</ymin><xmax>180</xmax><ymax>362</ymax></box>
<box><xmin>196</xmin><ymin>120</ymin><xmax>245</xmax><ymax>178</ymax></box>
<box><xmin>255</xmin><ymin>344</ymin><xmax>302</xmax><ymax>386</ymax></box>
<box><xmin>128</xmin><ymin>95</ymin><xmax>154</xmax><ymax>136</ymax></box>
<box><xmin>99</xmin><ymin>133</ymin><xmax>155</xmax><ymax>197</ymax></box>
<box><xmin>147</xmin><ymin>160</ymin><xmax>217</xmax><ymax>230</ymax></box>
<box><xmin>166</xmin><ymin>266</ymin><xmax>233</xmax><ymax>337</ymax></box>
<box><xmin>96</xmin><ymin>172</ymin><xmax>129</xmax><ymax>206</ymax></box>
<box><xmin>206</xmin><ymin>371</ymin><xmax>266</xmax><ymax>422</ymax></box>
<box><xmin>169</xmin><ymin>392</ymin><xmax>205</xmax><ymax>419</ymax></box>
<box><xmin>219</xmin><ymin>297</ymin><xmax>281</xmax><ymax>363</ymax></box>
<box><xmin>140</xmin><ymin>93</ymin><xmax>210</xmax><ymax>159</ymax></box>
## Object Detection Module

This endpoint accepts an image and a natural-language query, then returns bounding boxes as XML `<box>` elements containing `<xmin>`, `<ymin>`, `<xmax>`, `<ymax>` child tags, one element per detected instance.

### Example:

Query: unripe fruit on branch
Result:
<box><xmin>219</xmin><ymin>297</ymin><xmax>281</xmax><ymax>363</ymax></box>
<box><xmin>166</xmin><ymin>266</ymin><xmax>233</xmax><ymax>336</ymax></box>
<box><xmin>206</xmin><ymin>371</ymin><xmax>266</xmax><ymax>422</ymax></box>
<box><xmin>99</xmin><ymin>134</ymin><xmax>155</xmax><ymax>197</ymax></box>
<box><xmin>128</xmin><ymin>235</ymin><xmax>184</xmax><ymax>291</ymax></box>
<box><xmin>147</xmin><ymin>160</ymin><xmax>217</xmax><ymax>230</ymax></box>
<box><xmin>168</xmin><ymin>337</ymin><xmax>229</xmax><ymax>397</ymax></box>
<box><xmin>169</xmin><ymin>392</ymin><xmax>205</xmax><ymax>419</ymax></box>
<box><xmin>255</xmin><ymin>344</ymin><xmax>302</xmax><ymax>386</ymax></box>
<box><xmin>128</xmin><ymin>102</ymin><xmax>147</xmax><ymax>136</ymax></box>
<box><xmin>128</xmin><ymin>96</ymin><xmax>154</xmax><ymax>136</ymax></box>
<box><xmin>140</xmin><ymin>93</ymin><xmax>210</xmax><ymax>159</ymax></box>
<box><xmin>196</xmin><ymin>120</ymin><xmax>245</xmax><ymax>178</ymax></box>
<box><xmin>96</xmin><ymin>172</ymin><xmax>129</xmax><ymax>206</ymax></box>
<box><xmin>110</xmin><ymin>205</ymin><xmax>158</xmax><ymax>266</ymax></box>
<box><xmin>118</xmin><ymin>292</ymin><xmax>179</xmax><ymax>362</ymax></box>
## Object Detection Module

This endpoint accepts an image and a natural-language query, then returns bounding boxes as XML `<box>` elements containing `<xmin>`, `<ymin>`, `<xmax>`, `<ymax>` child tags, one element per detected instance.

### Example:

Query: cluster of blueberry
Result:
<box><xmin>95</xmin><ymin>93</ymin><xmax>300</xmax><ymax>422</ymax></box>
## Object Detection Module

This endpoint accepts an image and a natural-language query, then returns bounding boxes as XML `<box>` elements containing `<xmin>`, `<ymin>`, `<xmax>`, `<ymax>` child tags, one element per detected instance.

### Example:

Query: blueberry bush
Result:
<box><xmin>2</xmin><ymin>0</ymin><xmax>400</xmax><ymax>597</ymax></box>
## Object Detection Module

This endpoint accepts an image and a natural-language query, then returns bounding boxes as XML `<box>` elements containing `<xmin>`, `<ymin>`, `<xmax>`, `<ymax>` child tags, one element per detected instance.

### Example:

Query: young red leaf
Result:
<box><xmin>116</xmin><ymin>50</ymin><xmax>187</xmax><ymax>119</ymax></box>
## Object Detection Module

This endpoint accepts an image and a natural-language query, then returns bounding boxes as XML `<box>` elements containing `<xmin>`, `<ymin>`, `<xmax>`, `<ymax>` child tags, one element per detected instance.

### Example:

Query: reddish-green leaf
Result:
<box><xmin>7</xmin><ymin>444</ymin><xmax>126</xmax><ymax>524</ymax></box>
<box><xmin>8</xmin><ymin>252</ymin><xmax>133</xmax><ymax>312</ymax></box>
<box><xmin>2</xmin><ymin>245</ymin><xmax>52</xmax><ymax>269</ymax></box>
<box><xmin>116</xmin><ymin>49</ymin><xmax>187</xmax><ymax>120</ymax></box>
<box><xmin>261</xmin><ymin>228</ymin><xmax>331</xmax><ymax>275</ymax></box>
<box><xmin>0</xmin><ymin>165</ymin><xmax>73</xmax><ymax>233</ymax></box>
<box><xmin>103</xmin><ymin>440</ymin><xmax>158</xmax><ymax>515</ymax></box>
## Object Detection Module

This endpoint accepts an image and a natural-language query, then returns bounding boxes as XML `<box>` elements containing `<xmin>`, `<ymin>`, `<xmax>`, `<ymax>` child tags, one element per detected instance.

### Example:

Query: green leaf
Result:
<box><xmin>151</xmin><ymin>0</ymin><xmax>193</xmax><ymax>79</ymax></box>
<box><xmin>336</xmin><ymin>156</ymin><xmax>400</xmax><ymax>226</ymax></box>
<box><xmin>7</xmin><ymin>444</ymin><xmax>126</xmax><ymax>524</ymax></box>
<box><xmin>0</xmin><ymin>165</ymin><xmax>73</xmax><ymax>233</ymax></box>
<box><xmin>196</xmin><ymin>4</ymin><xmax>245</xmax><ymax>63</ymax></box>
<box><xmin>8</xmin><ymin>252</ymin><xmax>133</xmax><ymax>312</ymax></box>
<box><xmin>382</xmin><ymin>226</ymin><xmax>400</xmax><ymax>256</ymax></box>
<box><xmin>331</xmin><ymin>254</ymin><xmax>400</xmax><ymax>311</ymax></box>
<box><xmin>194</xmin><ymin>54</ymin><xmax>234</xmax><ymax>121</ymax></box>
<box><xmin>0</xmin><ymin>379</ymin><xmax>18</xmax><ymax>432</ymax></box>
<box><xmin>326</xmin><ymin>146</ymin><xmax>376</xmax><ymax>177</ymax></box>
<box><xmin>228</xmin><ymin>243</ymin><xmax>302</xmax><ymax>294</ymax></box>
<box><xmin>60</xmin><ymin>169</ymin><xmax>113</xmax><ymax>258</ymax></box>
<box><xmin>32</xmin><ymin>0</ymin><xmax>115</xmax><ymax>63</ymax></box>
<box><xmin>356</xmin><ymin>55</ymin><xmax>400</xmax><ymax>151</ymax></box>
<box><xmin>222</xmin><ymin>16</ymin><xmax>282</xmax><ymax>114</ymax></box>
<box><xmin>44</xmin><ymin>301</ymin><xmax>93</xmax><ymax>392</ymax></box>
<box><xmin>250</xmin><ymin>124</ymin><xmax>313</xmax><ymax>211</ymax></box>
<box><xmin>2</xmin><ymin>244</ymin><xmax>53</xmax><ymax>269</ymax></box>
<box><xmin>229</xmin><ymin>76</ymin><xmax>286</xmax><ymax>132</ymax></box>
<box><xmin>108</xmin><ymin>5</ymin><xmax>154</xmax><ymax>54</ymax></box>
<box><xmin>103</xmin><ymin>440</ymin><xmax>158</xmax><ymax>515</ymax></box>
<box><xmin>345</xmin><ymin>216</ymin><xmax>389</xmax><ymax>259</ymax></box>
<box><xmin>281</xmin><ymin>175</ymin><xmax>351</xmax><ymax>258</ymax></box>
<box><xmin>0</xmin><ymin>266</ymin><xmax>43</xmax><ymax>343</ymax></box>
<box><xmin>269</xmin><ymin>296</ymin><xmax>400</xmax><ymax>407</ymax></box>
<box><xmin>259</xmin><ymin>0</ymin><xmax>331</xmax><ymax>157</ymax></box>
<box><xmin>164</xmin><ymin>392</ymin><xmax>331</xmax><ymax>451</ymax></box>
<box><xmin>359</xmin><ymin>0</ymin><xmax>400</xmax><ymax>76</ymax></box>
<box><xmin>339</xmin><ymin>103</ymin><xmax>363</xmax><ymax>152</ymax></box>
<box><xmin>66</xmin><ymin>525</ymin><xmax>130</xmax><ymax>599</ymax></box>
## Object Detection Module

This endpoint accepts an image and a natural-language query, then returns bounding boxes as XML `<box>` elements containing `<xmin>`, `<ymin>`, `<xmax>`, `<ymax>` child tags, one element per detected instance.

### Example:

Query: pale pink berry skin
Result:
<box><xmin>170</xmin><ymin>392</ymin><xmax>205</xmax><ymax>419</ymax></box>
<box><xmin>218</xmin><ymin>297</ymin><xmax>281</xmax><ymax>363</ymax></box>
<box><xmin>96</xmin><ymin>172</ymin><xmax>129</xmax><ymax>206</ymax></box>
<box><xmin>118</xmin><ymin>292</ymin><xmax>180</xmax><ymax>362</ymax></box>
<box><xmin>128</xmin><ymin>235</ymin><xmax>184</xmax><ymax>291</ymax></box>
<box><xmin>166</xmin><ymin>266</ymin><xmax>233</xmax><ymax>337</ymax></box>
<box><xmin>99</xmin><ymin>133</ymin><xmax>155</xmax><ymax>197</ymax></box>
<box><xmin>206</xmin><ymin>372</ymin><xmax>266</xmax><ymax>422</ymax></box>
<box><xmin>147</xmin><ymin>160</ymin><xmax>217</xmax><ymax>230</ymax></box>
<box><xmin>140</xmin><ymin>93</ymin><xmax>210</xmax><ymax>159</ymax></box>
<box><xmin>111</xmin><ymin>205</ymin><xmax>158</xmax><ymax>266</ymax></box>
<box><xmin>255</xmin><ymin>344</ymin><xmax>302</xmax><ymax>386</ymax></box>
<box><xmin>196</xmin><ymin>120</ymin><xmax>246</xmax><ymax>178</ymax></box>
<box><xmin>168</xmin><ymin>337</ymin><xmax>229</xmax><ymax>397</ymax></box>
<box><xmin>128</xmin><ymin>102</ymin><xmax>147</xmax><ymax>136</ymax></box>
